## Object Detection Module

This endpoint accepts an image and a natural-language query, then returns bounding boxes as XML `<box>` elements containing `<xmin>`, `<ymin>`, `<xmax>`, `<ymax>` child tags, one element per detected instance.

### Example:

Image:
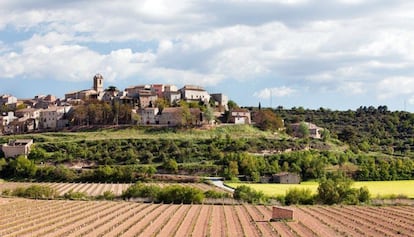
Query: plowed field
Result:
<box><xmin>0</xmin><ymin>182</ymin><xmax>227</xmax><ymax>196</ymax></box>
<box><xmin>1</xmin><ymin>197</ymin><xmax>413</xmax><ymax>237</ymax></box>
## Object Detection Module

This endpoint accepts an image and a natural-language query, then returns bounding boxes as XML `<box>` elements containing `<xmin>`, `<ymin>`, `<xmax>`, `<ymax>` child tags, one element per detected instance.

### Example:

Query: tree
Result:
<box><xmin>10</xmin><ymin>155</ymin><xmax>37</xmax><ymax>178</ymax></box>
<box><xmin>179</xmin><ymin>101</ymin><xmax>192</xmax><ymax>126</ymax></box>
<box><xmin>321</xmin><ymin>129</ymin><xmax>330</xmax><ymax>142</ymax></box>
<box><xmin>233</xmin><ymin>185</ymin><xmax>267</xmax><ymax>204</ymax></box>
<box><xmin>223</xmin><ymin>160</ymin><xmax>239</xmax><ymax>180</ymax></box>
<box><xmin>253</xmin><ymin>109</ymin><xmax>284</xmax><ymax>131</ymax></box>
<box><xmin>204</xmin><ymin>105</ymin><xmax>215</xmax><ymax>124</ymax></box>
<box><xmin>298</xmin><ymin>122</ymin><xmax>310</xmax><ymax>138</ymax></box>
<box><xmin>28</xmin><ymin>146</ymin><xmax>48</xmax><ymax>161</ymax></box>
<box><xmin>156</xmin><ymin>98</ymin><xmax>169</xmax><ymax>112</ymax></box>
<box><xmin>0</xmin><ymin>158</ymin><xmax>7</xmax><ymax>174</ymax></box>
<box><xmin>316</xmin><ymin>175</ymin><xmax>370</xmax><ymax>205</ymax></box>
<box><xmin>285</xmin><ymin>188</ymin><xmax>314</xmax><ymax>205</ymax></box>
<box><xmin>316</xmin><ymin>178</ymin><xmax>340</xmax><ymax>205</ymax></box>
<box><xmin>163</xmin><ymin>158</ymin><xmax>178</xmax><ymax>173</ymax></box>
<box><xmin>227</xmin><ymin>100</ymin><xmax>239</xmax><ymax>110</ymax></box>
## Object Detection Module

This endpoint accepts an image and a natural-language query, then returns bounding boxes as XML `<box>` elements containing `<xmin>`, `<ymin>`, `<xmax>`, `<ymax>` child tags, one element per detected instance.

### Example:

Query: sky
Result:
<box><xmin>1</xmin><ymin>0</ymin><xmax>414</xmax><ymax>111</ymax></box>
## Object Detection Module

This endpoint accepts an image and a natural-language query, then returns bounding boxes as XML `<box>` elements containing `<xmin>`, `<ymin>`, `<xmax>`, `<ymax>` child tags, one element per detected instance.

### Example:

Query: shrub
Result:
<box><xmin>357</xmin><ymin>186</ymin><xmax>370</xmax><ymax>203</ymax></box>
<box><xmin>122</xmin><ymin>183</ymin><xmax>161</xmax><ymax>201</ymax></box>
<box><xmin>285</xmin><ymin>188</ymin><xmax>314</xmax><ymax>205</ymax></box>
<box><xmin>12</xmin><ymin>185</ymin><xmax>58</xmax><ymax>199</ymax></box>
<box><xmin>158</xmin><ymin>185</ymin><xmax>204</xmax><ymax>204</ymax></box>
<box><xmin>316</xmin><ymin>177</ymin><xmax>370</xmax><ymax>205</ymax></box>
<box><xmin>97</xmin><ymin>190</ymin><xmax>116</xmax><ymax>200</ymax></box>
<box><xmin>122</xmin><ymin>183</ymin><xmax>205</xmax><ymax>204</ymax></box>
<box><xmin>63</xmin><ymin>189</ymin><xmax>89</xmax><ymax>200</ymax></box>
<box><xmin>204</xmin><ymin>190</ymin><xmax>231</xmax><ymax>199</ymax></box>
<box><xmin>233</xmin><ymin>185</ymin><xmax>267</xmax><ymax>204</ymax></box>
<box><xmin>1</xmin><ymin>189</ymin><xmax>12</xmax><ymax>196</ymax></box>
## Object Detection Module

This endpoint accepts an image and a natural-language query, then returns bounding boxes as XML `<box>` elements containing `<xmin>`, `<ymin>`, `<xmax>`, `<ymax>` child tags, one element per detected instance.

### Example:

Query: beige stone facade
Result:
<box><xmin>230</xmin><ymin>109</ymin><xmax>251</xmax><ymax>124</ymax></box>
<box><xmin>1</xmin><ymin>139</ymin><xmax>33</xmax><ymax>158</ymax></box>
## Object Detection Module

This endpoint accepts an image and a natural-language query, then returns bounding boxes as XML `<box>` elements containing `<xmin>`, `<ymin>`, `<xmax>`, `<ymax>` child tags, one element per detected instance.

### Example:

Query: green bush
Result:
<box><xmin>233</xmin><ymin>185</ymin><xmax>267</xmax><ymax>204</ymax></box>
<box><xmin>12</xmin><ymin>185</ymin><xmax>58</xmax><ymax>199</ymax></box>
<box><xmin>158</xmin><ymin>185</ymin><xmax>204</xmax><ymax>204</ymax></box>
<box><xmin>63</xmin><ymin>189</ymin><xmax>89</xmax><ymax>200</ymax></box>
<box><xmin>285</xmin><ymin>188</ymin><xmax>314</xmax><ymax>205</ymax></box>
<box><xmin>96</xmin><ymin>190</ymin><xmax>116</xmax><ymax>200</ymax></box>
<box><xmin>316</xmin><ymin>177</ymin><xmax>370</xmax><ymax>205</ymax></box>
<box><xmin>122</xmin><ymin>183</ymin><xmax>205</xmax><ymax>204</ymax></box>
<box><xmin>122</xmin><ymin>183</ymin><xmax>161</xmax><ymax>201</ymax></box>
<box><xmin>204</xmin><ymin>190</ymin><xmax>231</xmax><ymax>199</ymax></box>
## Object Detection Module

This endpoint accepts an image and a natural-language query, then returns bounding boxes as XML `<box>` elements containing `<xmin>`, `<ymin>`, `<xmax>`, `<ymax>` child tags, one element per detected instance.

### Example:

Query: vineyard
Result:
<box><xmin>1</xmin><ymin>197</ymin><xmax>414</xmax><ymax>237</ymax></box>
<box><xmin>0</xmin><ymin>182</ymin><xmax>227</xmax><ymax>196</ymax></box>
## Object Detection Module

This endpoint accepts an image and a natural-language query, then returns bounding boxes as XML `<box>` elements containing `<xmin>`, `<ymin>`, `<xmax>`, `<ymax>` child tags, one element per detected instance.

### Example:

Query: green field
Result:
<box><xmin>226</xmin><ymin>180</ymin><xmax>414</xmax><ymax>198</ymax></box>
<box><xmin>0</xmin><ymin>125</ymin><xmax>278</xmax><ymax>143</ymax></box>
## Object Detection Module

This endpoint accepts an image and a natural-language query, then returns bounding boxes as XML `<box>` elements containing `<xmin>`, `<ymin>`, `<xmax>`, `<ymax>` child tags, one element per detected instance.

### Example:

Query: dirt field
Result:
<box><xmin>0</xmin><ymin>181</ymin><xmax>228</xmax><ymax>196</ymax></box>
<box><xmin>1</xmin><ymin>197</ymin><xmax>413</xmax><ymax>237</ymax></box>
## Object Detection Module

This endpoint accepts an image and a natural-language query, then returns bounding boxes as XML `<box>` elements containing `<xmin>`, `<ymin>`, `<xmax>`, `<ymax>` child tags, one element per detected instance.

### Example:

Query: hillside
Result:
<box><xmin>274</xmin><ymin>106</ymin><xmax>414</xmax><ymax>156</ymax></box>
<box><xmin>1</xmin><ymin>106</ymin><xmax>414</xmax><ymax>183</ymax></box>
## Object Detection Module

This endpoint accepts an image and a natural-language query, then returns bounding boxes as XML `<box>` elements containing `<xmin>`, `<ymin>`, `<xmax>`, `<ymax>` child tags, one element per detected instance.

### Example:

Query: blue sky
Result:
<box><xmin>1</xmin><ymin>0</ymin><xmax>414</xmax><ymax>111</ymax></box>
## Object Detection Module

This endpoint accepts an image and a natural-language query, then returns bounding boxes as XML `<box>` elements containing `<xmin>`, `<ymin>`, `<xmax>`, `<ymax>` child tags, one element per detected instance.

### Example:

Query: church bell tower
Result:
<box><xmin>93</xmin><ymin>73</ymin><xmax>104</xmax><ymax>93</ymax></box>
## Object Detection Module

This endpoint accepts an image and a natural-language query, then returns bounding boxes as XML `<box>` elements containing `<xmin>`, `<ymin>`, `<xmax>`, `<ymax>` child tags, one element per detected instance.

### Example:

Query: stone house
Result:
<box><xmin>290</xmin><ymin>122</ymin><xmax>323</xmax><ymax>139</ymax></box>
<box><xmin>33</xmin><ymin>94</ymin><xmax>58</xmax><ymax>109</ymax></box>
<box><xmin>0</xmin><ymin>112</ymin><xmax>17</xmax><ymax>127</ymax></box>
<box><xmin>138</xmin><ymin>90</ymin><xmax>158</xmax><ymax>108</ymax></box>
<box><xmin>140</xmin><ymin>107</ymin><xmax>159</xmax><ymax>124</ymax></box>
<box><xmin>230</xmin><ymin>109</ymin><xmax>251</xmax><ymax>124</ymax></box>
<box><xmin>0</xmin><ymin>94</ymin><xmax>17</xmax><ymax>109</ymax></box>
<box><xmin>15</xmin><ymin>108</ymin><xmax>42</xmax><ymax>130</ymax></box>
<box><xmin>179</xmin><ymin>85</ymin><xmax>210</xmax><ymax>104</ymax></box>
<box><xmin>210</xmin><ymin>93</ymin><xmax>229</xmax><ymax>112</ymax></box>
<box><xmin>39</xmin><ymin>106</ymin><xmax>71</xmax><ymax>129</ymax></box>
<box><xmin>124</xmin><ymin>85</ymin><xmax>149</xmax><ymax>98</ymax></box>
<box><xmin>1</xmin><ymin>139</ymin><xmax>33</xmax><ymax>158</ymax></box>
<box><xmin>151</xmin><ymin>84</ymin><xmax>164</xmax><ymax>98</ymax></box>
<box><xmin>158</xmin><ymin>107</ymin><xmax>204</xmax><ymax>126</ymax></box>
<box><xmin>272</xmin><ymin>172</ymin><xmax>300</xmax><ymax>184</ymax></box>
<box><xmin>164</xmin><ymin>91</ymin><xmax>181</xmax><ymax>105</ymax></box>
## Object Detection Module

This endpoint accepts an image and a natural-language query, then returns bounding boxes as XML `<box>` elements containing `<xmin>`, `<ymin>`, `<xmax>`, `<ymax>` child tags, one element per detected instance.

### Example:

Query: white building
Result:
<box><xmin>0</xmin><ymin>112</ymin><xmax>17</xmax><ymax>126</ymax></box>
<box><xmin>230</xmin><ymin>109</ymin><xmax>251</xmax><ymax>124</ymax></box>
<box><xmin>179</xmin><ymin>85</ymin><xmax>210</xmax><ymax>104</ymax></box>
<box><xmin>40</xmin><ymin>106</ymin><xmax>70</xmax><ymax>129</ymax></box>
<box><xmin>0</xmin><ymin>94</ymin><xmax>17</xmax><ymax>108</ymax></box>
<box><xmin>140</xmin><ymin>107</ymin><xmax>159</xmax><ymax>124</ymax></box>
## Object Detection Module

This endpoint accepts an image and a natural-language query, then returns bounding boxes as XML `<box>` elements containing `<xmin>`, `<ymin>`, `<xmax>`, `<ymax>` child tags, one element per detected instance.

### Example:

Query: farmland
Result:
<box><xmin>0</xmin><ymin>182</ymin><xmax>227</xmax><ymax>196</ymax></box>
<box><xmin>1</xmin><ymin>197</ymin><xmax>414</xmax><ymax>236</ymax></box>
<box><xmin>226</xmin><ymin>180</ymin><xmax>414</xmax><ymax>198</ymax></box>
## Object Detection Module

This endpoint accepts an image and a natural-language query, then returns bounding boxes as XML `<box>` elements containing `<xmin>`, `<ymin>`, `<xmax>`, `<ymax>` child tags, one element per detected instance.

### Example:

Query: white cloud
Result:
<box><xmin>0</xmin><ymin>32</ymin><xmax>156</xmax><ymax>82</ymax></box>
<box><xmin>253</xmin><ymin>86</ymin><xmax>296</xmax><ymax>99</ymax></box>
<box><xmin>338</xmin><ymin>81</ymin><xmax>366</xmax><ymax>95</ymax></box>
<box><xmin>1</xmin><ymin>0</ymin><xmax>414</xmax><ymax>109</ymax></box>
<box><xmin>377</xmin><ymin>77</ymin><xmax>414</xmax><ymax>100</ymax></box>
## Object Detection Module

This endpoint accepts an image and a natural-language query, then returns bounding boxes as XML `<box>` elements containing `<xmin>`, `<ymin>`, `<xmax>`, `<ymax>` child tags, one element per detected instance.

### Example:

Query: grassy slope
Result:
<box><xmin>226</xmin><ymin>180</ymin><xmax>414</xmax><ymax>198</ymax></box>
<box><xmin>1</xmin><ymin>125</ymin><xmax>276</xmax><ymax>143</ymax></box>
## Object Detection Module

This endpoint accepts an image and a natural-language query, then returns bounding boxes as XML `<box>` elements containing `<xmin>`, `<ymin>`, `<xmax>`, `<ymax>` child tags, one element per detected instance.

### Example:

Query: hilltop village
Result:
<box><xmin>0</xmin><ymin>74</ymin><xmax>254</xmax><ymax>134</ymax></box>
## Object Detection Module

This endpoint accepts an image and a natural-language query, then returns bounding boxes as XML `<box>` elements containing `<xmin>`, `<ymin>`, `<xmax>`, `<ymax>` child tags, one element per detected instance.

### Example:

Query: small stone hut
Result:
<box><xmin>1</xmin><ymin>139</ymin><xmax>33</xmax><ymax>158</ymax></box>
<box><xmin>272</xmin><ymin>172</ymin><xmax>300</xmax><ymax>184</ymax></box>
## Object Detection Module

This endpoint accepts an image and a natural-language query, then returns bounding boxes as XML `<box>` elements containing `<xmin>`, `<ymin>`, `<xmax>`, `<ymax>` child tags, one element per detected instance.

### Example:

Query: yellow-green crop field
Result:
<box><xmin>226</xmin><ymin>180</ymin><xmax>414</xmax><ymax>198</ymax></box>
